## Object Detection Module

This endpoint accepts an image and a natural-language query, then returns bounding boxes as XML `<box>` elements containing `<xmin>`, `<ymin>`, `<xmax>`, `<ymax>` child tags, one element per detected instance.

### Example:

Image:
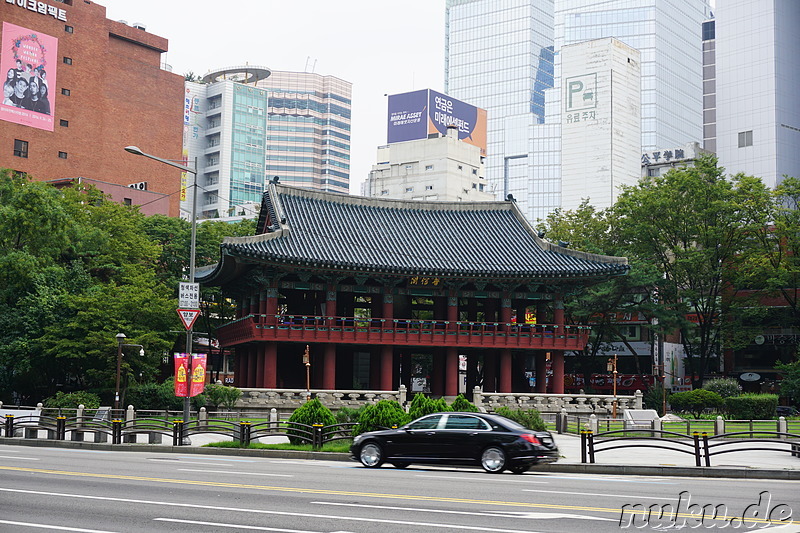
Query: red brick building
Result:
<box><xmin>198</xmin><ymin>182</ymin><xmax>630</xmax><ymax>396</ymax></box>
<box><xmin>0</xmin><ymin>0</ymin><xmax>184</xmax><ymax>216</ymax></box>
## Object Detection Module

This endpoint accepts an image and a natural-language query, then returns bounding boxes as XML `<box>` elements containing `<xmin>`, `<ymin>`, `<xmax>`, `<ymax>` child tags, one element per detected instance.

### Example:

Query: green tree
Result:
<box><xmin>613</xmin><ymin>155</ymin><xmax>771</xmax><ymax>385</ymax></box>
<box><xmin>776</xmin><ymin>356</ymin><xmax>800</xmax><ymax>407</ymax></box>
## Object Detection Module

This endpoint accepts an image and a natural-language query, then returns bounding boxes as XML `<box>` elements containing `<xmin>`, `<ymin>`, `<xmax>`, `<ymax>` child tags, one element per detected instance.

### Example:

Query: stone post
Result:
<box><xmin>634</xmin><ymin>390</ymin><xmax>643</xmax><ymax>409</ymax></box>
<box><xmin>588</xmin><ymin>414</ymin><xmax>598</xmax><ymax>434</ymax></box>
<box><xmin>398</xmin><ymin>384</ymin><xmax>407</xmax><ymax>406</ymax></box>
<box><xmin>714</xmin><ymin>415</ymin><xmax>725</xmax><ymax>436</ymax></box>
<box><xmin>472</xmin><ymin>386</ymin><xmax>483</xmax><ymax>409</ymax></box>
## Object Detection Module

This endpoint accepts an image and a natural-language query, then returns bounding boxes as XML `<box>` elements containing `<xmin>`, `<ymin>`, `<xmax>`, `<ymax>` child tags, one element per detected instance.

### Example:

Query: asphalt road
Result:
<box><xmin>0</xmin><ymin>445</ymin><xmax>798</xmax><ymax>532</ymax></box>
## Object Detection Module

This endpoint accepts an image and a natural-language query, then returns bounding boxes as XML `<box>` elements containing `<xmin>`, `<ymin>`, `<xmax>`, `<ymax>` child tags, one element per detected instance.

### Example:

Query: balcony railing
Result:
<box><xmin>215</xmin><ymin>314</ymin><xmax>591</xmax><ymax>350</ymax></box>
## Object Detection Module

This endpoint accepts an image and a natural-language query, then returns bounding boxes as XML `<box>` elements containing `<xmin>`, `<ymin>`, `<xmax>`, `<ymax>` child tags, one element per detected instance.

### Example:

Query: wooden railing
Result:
<box><xmin>215</xmin><ymin>314</ymin><xmax>591</xmax><ymax>350</ymax></box>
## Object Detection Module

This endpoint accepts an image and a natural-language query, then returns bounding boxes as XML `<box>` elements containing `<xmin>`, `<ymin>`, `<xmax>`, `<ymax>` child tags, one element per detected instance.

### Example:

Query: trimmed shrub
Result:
<box><xmin>494</xmin><ymin>406</ymin><xmax>547</xmax><ymax>431</ymax></box>
<box><xmin>724</xmin><ymin>394</ymin><xmax>779</xmax><ymax>420</ymax></box>
<box><xmin>125</xmin><ymin>380</ymin><xmax>183</xmax><ymax>411</ymax></box>
<box><xmin>334</xmin><ymin>406</ymin><xmax>361</xmax><ymax>425</ymax></box>
<box><xmin>668</xmin><ymin>389</ymin><xmax>723</xmax><ymax>418</ymax></box>
<box><xmin>286</xmin><ymin>398</ymin><xmax>336</xmax><ymax>445</ymax></box>
<box><xmin>450</xmin><ymin>394</ymin><xmax>479</xmax><ymax>412</ymax></box>
<box><xmin>702</xmin><ymin>378</ymin><xmax>742</xmax><ymax>399</ymax></box>
<box><xmin>407</xmin><ymin>393</ymin><xmax>451</xmax><ymax>420</ymax></box>
<box><xmin>42</xmin><ymin>391</ymin><xmax>101</xmax><ymax>410</ymax></box>
<box><xmin>354</xmin><ymin>399</ymin><xmax>410</xmax><ymax>435</ymax></box>
<box><xmin>202</xmin><ymin>384</ymin><xmax>242</xmax><ymax>411</ymax></box>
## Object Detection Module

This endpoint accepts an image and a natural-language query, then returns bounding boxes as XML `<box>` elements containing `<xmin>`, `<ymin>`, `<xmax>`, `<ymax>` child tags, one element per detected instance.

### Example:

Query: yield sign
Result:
<box><xmin>177</xmin><ymin>308</ymin><xmax>201</xmax><ymax>330</ymax></box>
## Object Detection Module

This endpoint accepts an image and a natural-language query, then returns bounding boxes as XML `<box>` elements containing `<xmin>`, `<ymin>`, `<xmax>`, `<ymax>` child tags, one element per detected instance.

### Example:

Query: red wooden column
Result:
<box><xmin>249</xmin><ymin>294</ymin><xmax>259</xmax><ymax>316</ymax></box>
<box><xmin>499</xmin><ymin>349</ymin><xmax>512</xmax><ymax>393</ymax></box>
<box><xmin>322</xmin><ymin>285</ymin><xmax>337</xmax><ymax>388</ymax></box>
<box><xmin>379</xmin><ymin>291</ymin><xmax>395</xmax><ymax>390</ymax></box>
<box><xmin>500</xmin><ymin>296</ymin><xmax>512</xmax><ymax>330</ymax></box>
<box><xmin>255</xmin><ymin>344</ymin><xmax>265</xmax><ymax>387</ymax></box>
<box><xmin>234</xmin><ymin>347</ymin><xmax>245</xmax><ymax>388</ymax></box>
<box><xmin>263</xmin><ymin>342</ymin><xmax>277</xmax><ymax>388</ymax></box>
<box><xmin>247</xmin><ymin>346</ymin><xmax>258</xmax><ymax>388</ymax></box>
<box><xmin>551</xmin><ymin>297</ymin><xmax>565</xmax><ymax>393</ymax></box>
<box><xmin>265</xmin><ymin>288</ymin><xmax>278</xmax><ymax>325</ymax></box>
<box><xmin>445</xmin><ymin>346</ymin><xmax>459</xmax><ymax>397</ymax></box>
<box><xmin>323</xmin><ymin>344</ymin><xmax>336</xmax><ymax>390</ymax></box>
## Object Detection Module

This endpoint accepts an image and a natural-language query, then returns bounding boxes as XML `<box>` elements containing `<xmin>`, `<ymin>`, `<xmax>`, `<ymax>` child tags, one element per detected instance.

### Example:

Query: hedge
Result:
<box><xmin>724</xmin><ymin>394</ymin><xmax>779</xmax><ymax>420</ymax></box>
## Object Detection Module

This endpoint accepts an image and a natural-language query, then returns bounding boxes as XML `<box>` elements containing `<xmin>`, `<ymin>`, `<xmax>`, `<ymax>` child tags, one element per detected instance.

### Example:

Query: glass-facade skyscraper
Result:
<box><xmin>446</xmin><ymin>0</ymin><xmax>711</xmax><ymax>221</ymax></box>
<box><xmin>445</xmin><ymin>0</ymin><xmax>555</xmax><ymax>216</ymax></box>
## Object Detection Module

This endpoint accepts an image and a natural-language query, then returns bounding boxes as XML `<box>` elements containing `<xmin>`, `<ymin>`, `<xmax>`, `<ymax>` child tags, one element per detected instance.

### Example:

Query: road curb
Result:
<box><xmin>2</xmin><ymin>437</ymin><xmax>799</xmax><ymax>479</ymax></box>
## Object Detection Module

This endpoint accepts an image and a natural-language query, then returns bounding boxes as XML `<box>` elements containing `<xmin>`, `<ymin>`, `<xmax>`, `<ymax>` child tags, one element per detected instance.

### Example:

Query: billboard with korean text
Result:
<box><xmin>1</xmin><ymin>22</ymin><xmax>57</xmax><ymax>131</ymax></box>
<box><xmin>387</xmin><ymin>89</ymin><xmax>487</xmax><ymax>156</ymax></box>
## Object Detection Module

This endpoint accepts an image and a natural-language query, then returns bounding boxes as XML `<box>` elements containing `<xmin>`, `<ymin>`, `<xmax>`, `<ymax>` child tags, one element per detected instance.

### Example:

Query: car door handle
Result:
<box><xmin>425</xmin><ymin>432</ymin><xmax>435</xmax><ymax>436</ymax></box>
<box><xmin>468</xmin><ymin>432</ymin><xmax>479</xmax><ymax>436</ymax></box>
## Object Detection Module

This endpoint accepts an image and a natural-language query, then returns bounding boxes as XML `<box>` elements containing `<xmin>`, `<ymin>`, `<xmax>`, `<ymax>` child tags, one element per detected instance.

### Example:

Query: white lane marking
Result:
<box><xmin>178</xmin><ymin>456</ymin><xmax>255</xmax><ymax>462</ymax></box>
<box><xmin>417</xmin><ymin>474</ymin><xmax>548</xmax><ymax>484</ymax></box>
<box><xmin>0</xmin><ymin>455</ymin><xmax>39</xmax><ymax>460</ymax></box>
<box><xmin>540</xmin><ymin>475</ymin><xmax>677</xmax><ymax>484</ymax></box>
<box><xmin>312</xmin><ymin>501</ymin><xmax>615</xmax><ymax>522</ymax></box>
<box><xmin>147</xmin><ymin>458</ymin><xmax>231</xmax><ymax>466</ymax></box>
<box><xmin>0</xmin><ymin>520</ymin><xmax>117</xmax><ymax>532</ymax></box>
<box><xmin>154</xmin><ymin>518</ymin><xmax>318</xmax><ymax>532</ymax></box>
<box><xmin>0</xmin><ymin>488</ymin><xmax>543</xmax><ymax>533</ymax></box>
<box><xmin>177</xmin><ymin>468</ymin><xmax>292</xmax><ymax>477</ymax></box>
<box><xmin>522</xmin><ymin>488</ymin><xmax>675</xmax><ymax>500</ymax></box>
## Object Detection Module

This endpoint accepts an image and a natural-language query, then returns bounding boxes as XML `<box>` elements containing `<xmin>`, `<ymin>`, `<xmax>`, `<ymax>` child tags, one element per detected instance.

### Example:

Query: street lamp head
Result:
<box><xmin>116</xmin><ymin>332</ymin><xmax>127</xmax><ymax>343</ymax></box>
<box><xmin>139</xmin><ymin>347</ymin><xmax>145</xmax><ymax>357</ymax></box>
<box><xmin>124</xmin><ymin>145</ymin><xmax>145</xmax><ymax>156</ymax></box>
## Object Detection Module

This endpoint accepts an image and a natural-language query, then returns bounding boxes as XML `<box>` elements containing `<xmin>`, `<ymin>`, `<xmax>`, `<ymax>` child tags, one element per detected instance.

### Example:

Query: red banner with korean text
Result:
<box><xmin>174</xmin><ymin>353</ymin><xmax>189</xmax><ymax>397</ymax></box>
<box><xmin>189</xmin><ymin>353</ymin><xmax>207</xmax><ymax>397</ymax></box>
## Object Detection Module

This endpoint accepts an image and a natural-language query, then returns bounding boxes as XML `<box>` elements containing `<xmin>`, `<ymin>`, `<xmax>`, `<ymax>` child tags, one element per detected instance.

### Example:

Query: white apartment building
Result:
<box><xmin>364</xmin><ymin>127</ymin><xmax>493</xmax><ymax>202</ymax></box>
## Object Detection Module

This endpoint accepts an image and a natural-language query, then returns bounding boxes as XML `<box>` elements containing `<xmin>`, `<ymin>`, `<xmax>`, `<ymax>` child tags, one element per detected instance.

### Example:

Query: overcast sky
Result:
<box><xmin>101</xmin><ymin>0</ymin><xmax>446</xmax><ymax>194</ymax></box>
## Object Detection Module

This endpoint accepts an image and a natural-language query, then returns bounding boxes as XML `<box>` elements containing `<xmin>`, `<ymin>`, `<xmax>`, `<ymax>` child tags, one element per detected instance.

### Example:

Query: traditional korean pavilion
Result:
<box><xmin>197</xmin><ymin>181</ymin><xmax>629</xmax><ymax>396</ymax></box>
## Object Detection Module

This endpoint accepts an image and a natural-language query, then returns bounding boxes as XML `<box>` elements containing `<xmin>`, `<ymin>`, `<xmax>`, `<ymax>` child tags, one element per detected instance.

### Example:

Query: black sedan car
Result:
<box><xmin>350</xmin><ymin>412</ymin><xmax>559</xmax><ymax>474</ymax></box>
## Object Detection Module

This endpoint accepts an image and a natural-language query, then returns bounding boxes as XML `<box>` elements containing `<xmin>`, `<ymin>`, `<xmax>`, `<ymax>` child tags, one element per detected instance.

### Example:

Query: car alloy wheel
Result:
<box><xmin>359</xmin><ymin>442</ymin><xmax>384</xmax><ymax>468</ymax></box>
<box><xmin>481</xmin><ymin>446</ymin><xmax>506</xmax><ymax>473</ymax></box>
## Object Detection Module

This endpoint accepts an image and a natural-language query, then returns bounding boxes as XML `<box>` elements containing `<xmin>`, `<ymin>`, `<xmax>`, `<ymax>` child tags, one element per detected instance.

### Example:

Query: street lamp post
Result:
<box><xmin>114</xmin><ymin>332</ymin><xmax>145</xmax><ymax>412</ymax></box>
<box><xmin>607</xmin><ymin>354</ymin><xmax>618</xmax><ymax>419</ymax></box>
<box><xmin>124</xmin><ymin>146</ymin><xmax>197</xmax><ymax>425</ymax></box>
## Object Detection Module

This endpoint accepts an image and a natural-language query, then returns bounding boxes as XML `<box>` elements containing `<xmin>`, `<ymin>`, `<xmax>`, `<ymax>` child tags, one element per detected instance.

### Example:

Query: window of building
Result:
<box><xmin>457</xmin><ymin>165</ymin><xmax>463</xmax><ymax>170</ymax></box>
<box><xmin>479</xmin><ymin>184</ymin><xmax>485</xmax><ymax>192</ymax></box>
<box><xmin>425</xmin><ymin>185</ymin><xmax>433</xmax><ymax>190</ymax></box>
<box><xmin>738</xmin><ymin>130</ymin><xmax>753</xmax><ymax>148</ymax></box>
<box><xmin>13</xmin><ymin>139</ymin><xmax>28</xmax><ymax>158</ymax></box>
<box><xmin>61</xmin><ymin>88</ymin><xmax>70</xmax><ymax>96</ymax></box>
<box><xmin>425</xmin><ymin>164</ymin><xmax>433</xmax><ymax>171</ymax></box>
<box><xmin>380</xmin><ymin>189</ymin><xmax>389</xmax><ymax>196</ymax></box>
<box><xmin>63</xmin><ymin>57</ymin><xmax>73</xmax><ymax>65</ymax></box>
<box><xmin>58</xmin><ymin>151</ymin><xmax>68</xmax><ymax>159</ymax></box>
<box><xmin>472</xmin><ymin>183</ymin><xmax>477</xmax><ymax>189</ymax></box>
<box><xmin>64</xmin><ymin>25</ymin><xmax>74</xmax><ymax>33</ymax></box>
<box><xmin>405</xmin><ymin>187</ymin><xmax>414</xmax><ymax>193</ymax></box>
<box><xmin>123</xmin><ymin>198</ymin><xmax>132</xmax><ymax>206</ymax></box>
<box><xmin>59</xmin><ymin>119</ymin><xmax>69</xmax><ymax>127</ymax></box>
<box><xmin>472</xmin><ymin>168</ymin><xmax>477</xmax><ymax>175</ymax></box>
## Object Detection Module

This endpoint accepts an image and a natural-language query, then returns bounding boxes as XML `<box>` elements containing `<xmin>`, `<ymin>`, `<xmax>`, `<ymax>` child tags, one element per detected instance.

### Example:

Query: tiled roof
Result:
<box><xmin>198</xmin><ymin>183</ymin><xmax>628</xmax><ymax>283</ymax></box>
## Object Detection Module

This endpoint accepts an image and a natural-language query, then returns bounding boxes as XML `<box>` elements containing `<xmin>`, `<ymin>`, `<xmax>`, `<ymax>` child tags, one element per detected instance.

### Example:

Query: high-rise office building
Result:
<box><xmin>556</xmin><ymin>0</ymin><xmax>711</xmax><ymax>152</ymax></box>
<box><xmin>715</xmin><ymin>1</ymin><xmax>800</xmax><ymax>189</ymax></box>
<box><xmin>445</xmin><ymin>0</ymin><xmax>555</xmax><ymax>217</ymax></box>
<box><xmin>182</xmin><ymin>67</ymin><xmax>352</xmax><ymax>219</ymax></box>
<box><xmin>560</xmin><ymin>38</ymin><xmax>641</xmax><ymax>211</ymax></box>
<box><xmin>702</xmin><ymin>18</ymin><xmax>716</xmax><ymax>153</ymax></box>
<box><xmin>446</xmin><ymin>0</ymin><xmax>711</xmax><ymax>221</ymax></box>
<box><xmin>257</xmin><ymin>71</ymin><xmax>351</xmax><ymax>195</ymax></box>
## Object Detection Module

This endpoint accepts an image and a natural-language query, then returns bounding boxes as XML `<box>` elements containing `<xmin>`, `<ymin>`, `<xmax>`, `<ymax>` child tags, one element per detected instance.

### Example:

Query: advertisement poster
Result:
<box><xmin>189</xmin><ymin>353</ymin><xmax>207</xmax><ymax>397</ymax></box>
<box><xmin>387</xmin><ymin>89</ymin><xmax>487</xmax><ymax>155</ymax></box>
<box><xmin>174</xmin><ymin>353</ymin><xmax>208</xmax><ymax>397</ymax></box>
<box><xmin>173</xmin><ymin>353</ymin><xmax>189</xmax><ymax>397</ymax></box>
<box><xmin>1</xmin><ymin>22</ymin><xmax>57</xmax><ymax>131</ymax></box>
